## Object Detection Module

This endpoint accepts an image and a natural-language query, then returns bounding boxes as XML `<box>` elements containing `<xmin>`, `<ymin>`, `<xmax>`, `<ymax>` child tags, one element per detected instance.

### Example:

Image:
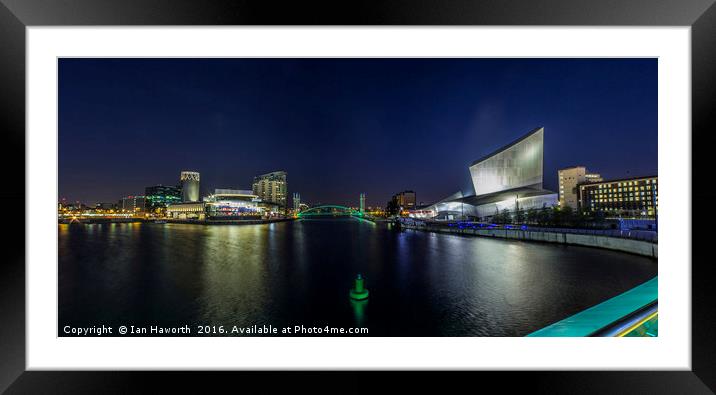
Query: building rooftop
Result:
<box><xmin>469</xmin><ymin>126</ymin><xmax>544</xmax><ymax>167</ymax></box>
<box><xmin>580</xmin><ymin>175</ymin><xmax>658</xmax><ymax>186</ymax></box>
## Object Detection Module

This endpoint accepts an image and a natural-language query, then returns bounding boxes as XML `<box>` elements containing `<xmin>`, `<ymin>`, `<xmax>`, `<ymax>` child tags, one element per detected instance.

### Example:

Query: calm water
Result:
<box><xmin>58</xmin><ymin>218</ymin><xmax>657</xmax><ymax>336</ymax></box>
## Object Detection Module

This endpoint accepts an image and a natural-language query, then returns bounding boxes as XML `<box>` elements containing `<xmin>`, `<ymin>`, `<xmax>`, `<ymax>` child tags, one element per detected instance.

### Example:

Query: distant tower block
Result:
<box><xmin>180</xmin><ymin>171</ymin><xmax>200</xmax><ymax>202</ymax></box>
<box><xmin>359</xmin><ymin>193</ymin><xmax>366</xmax><ymax>214</ymax></box>
<box><xmin>293</xmin><ymin>192</ymin><xmax>301</xmax><ymax>212</ymax></box>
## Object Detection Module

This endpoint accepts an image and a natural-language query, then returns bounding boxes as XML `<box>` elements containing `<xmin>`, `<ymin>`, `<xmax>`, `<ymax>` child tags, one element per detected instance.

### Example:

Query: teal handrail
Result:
<box><xmin>527</xmin><ymin>276</ymin><xmax>658</xmax><ymax>337</ymax></box>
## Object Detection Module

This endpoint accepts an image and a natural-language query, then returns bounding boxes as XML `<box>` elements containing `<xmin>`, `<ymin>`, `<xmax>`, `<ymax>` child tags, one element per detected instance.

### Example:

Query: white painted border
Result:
<box><xmin>27</xmin><ymin>27</ymin><xmax>690</xmax><ymax>370</ymax></box>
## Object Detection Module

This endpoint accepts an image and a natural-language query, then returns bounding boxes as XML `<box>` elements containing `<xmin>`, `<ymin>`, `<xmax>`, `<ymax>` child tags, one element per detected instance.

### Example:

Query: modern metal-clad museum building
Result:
<box><xmin>417</xmin><ymin>127</ymin><xmax>558</xmax><ymax>221</ymax></box>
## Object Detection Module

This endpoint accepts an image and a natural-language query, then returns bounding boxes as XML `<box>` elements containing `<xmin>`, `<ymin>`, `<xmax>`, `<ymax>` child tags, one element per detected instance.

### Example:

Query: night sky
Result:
<box><xmin>59</xmin><ymin>58</ymin><xmax>657</xmax><ymax>207</ymax></box>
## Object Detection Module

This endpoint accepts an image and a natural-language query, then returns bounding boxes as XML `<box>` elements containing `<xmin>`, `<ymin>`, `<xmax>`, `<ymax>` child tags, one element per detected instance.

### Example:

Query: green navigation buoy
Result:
<box><xmin>349</xmin><ymin>274</ymin><xmax>370</xmax><ymax>300</ymax></box>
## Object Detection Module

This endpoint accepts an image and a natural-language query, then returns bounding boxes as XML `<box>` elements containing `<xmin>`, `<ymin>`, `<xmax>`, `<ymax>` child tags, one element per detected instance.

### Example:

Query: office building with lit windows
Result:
<box><xmin>145</xmin><ymin>185</ymin><xmax>181</xmax><ymax>211</ymax></box>
<box><xmin>578</xmin><ymin>176</ymin><xmax>658</xmax><ymax>217</ymax></box>
<box><xmin>252</xmin><ymin>171</ymin><xmax>287</xmax><ymax>208</ymax></box>
<box><xmin>414</xmin><ymin>127</ymin><xmax>558</xmax><ymax>220</ymax></box>
<box><xmin>391</xmin><ymin>191</ymin><xmax>416</xmax><ymax>210</ymax></box>
<box><xmin>558</xmin><ymin>166</ymin><xmax>603</xmax><ymax>209</ymax></box>
<box><xmin>119</xmin><ymin>195</ymin><xmax>146</xmax><ymax>213</ymax></box>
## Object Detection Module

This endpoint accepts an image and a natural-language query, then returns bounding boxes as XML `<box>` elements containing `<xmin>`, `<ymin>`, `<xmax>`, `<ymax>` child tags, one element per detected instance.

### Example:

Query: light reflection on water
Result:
<box><xmin>59</xmin><ymin>219</ymin><xmax>657</xmax><ymax>336</ymax></box>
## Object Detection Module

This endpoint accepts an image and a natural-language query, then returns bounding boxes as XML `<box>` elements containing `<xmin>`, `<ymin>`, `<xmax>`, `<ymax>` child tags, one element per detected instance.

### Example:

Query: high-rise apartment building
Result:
<box><xmin>120</xmin><ymin>195</ymin><xmax>146</xmax><ymax>213</ymax></box>
<box><xmin>252</xmin><ymin>171</ymin><xmax>287</xmax><ymax>207</ymax></box>
<box><xmin>293</xmin><ymin>192</ymin><xmax>301</xmax><ymax>212</ymax></box>
<box><xmin>558</xmin><ymin>166</ymin><xmax>602</xmax><ymax>209</ymax></box>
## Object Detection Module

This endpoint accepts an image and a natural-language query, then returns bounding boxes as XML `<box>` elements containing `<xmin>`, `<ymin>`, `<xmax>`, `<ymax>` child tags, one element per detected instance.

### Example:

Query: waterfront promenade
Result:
<box><xmin>398</xmin><ymin>218</ymin><xmax>658</xmax><ymax>258</ymax></box>
<box><xmin>58</xmin><ymin>216</ymin><xmax>295</xmax><ymax>225</ymax></box>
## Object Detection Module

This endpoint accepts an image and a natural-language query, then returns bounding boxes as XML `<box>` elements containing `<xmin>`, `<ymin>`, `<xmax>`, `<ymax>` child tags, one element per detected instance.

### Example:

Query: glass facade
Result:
<box><xmin>145</xmin><ymin>185</ymin><xmax>181</xmax><ymax>211</ymax></box>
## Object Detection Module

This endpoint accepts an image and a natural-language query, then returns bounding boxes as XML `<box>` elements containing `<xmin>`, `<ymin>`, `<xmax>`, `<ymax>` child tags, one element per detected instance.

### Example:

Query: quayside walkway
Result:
<box><xmin>397</xmin><ymin>219</ymin><xmax>658</xmax><ymax>258</ymax></box>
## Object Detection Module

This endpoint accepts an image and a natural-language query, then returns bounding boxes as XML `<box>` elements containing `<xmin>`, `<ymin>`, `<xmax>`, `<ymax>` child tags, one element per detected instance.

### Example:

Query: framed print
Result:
<box><xmin>1</xmin><ymin>0</ymin><xmax>715</xmax><ymax>392</ymax></box>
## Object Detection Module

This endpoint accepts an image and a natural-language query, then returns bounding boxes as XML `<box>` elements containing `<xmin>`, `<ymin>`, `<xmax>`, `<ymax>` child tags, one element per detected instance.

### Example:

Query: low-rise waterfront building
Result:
<box><xmin>95</xmin><ymin>202</ymin><xmax>116</xmax><ymax>211</ymax></box>
<box><xmin>578</xmin><ymin>175</ymin><xmax>658</xmax><ymax>218</ymax></box>
<box><xmin>166</xmin><ymin>202</ymin><xmax>206</xmax><ymax>220</ymax></box>
<box><xmin>204</xmin><ymin>188</ymin><xmax>261</xmax><ymax>218</ymax></box>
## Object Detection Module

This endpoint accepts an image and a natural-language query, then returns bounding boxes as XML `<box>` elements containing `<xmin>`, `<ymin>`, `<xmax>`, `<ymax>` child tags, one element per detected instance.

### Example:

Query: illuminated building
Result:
<box><xmin>119</xmin><ymin>196</ymin><xmax>146</xmax><ymax>213</ymax></box>
<box><xmin>392</xmin><ymin>191</ymin><xmax>416</xmax><ymax>209</ymax></box>
<box><xmin>578</xmin><ymin>176</ymin><xmax>658</xmax><ymax>217</ymax></box>
<box><xmin>359</xmin><ymin>193</ymin><xmax>366</xmax><ymax>214</ymax></box>
<box><xmin>95</xmin><ymin>202</ymin><xmax>116</xmax><ymax>210</ymax></box>
<box><xmin>205</xmin><ymin>189</ymin><xmax>261</xmax><ymax>218</ymax></box>
<box><xmin>417</xmin><ymin>127</ymin><xmax>558</xmax><ymax>221</ymax></box>
<box><xmin>293</xmin><ymin>192</ymin><xmax>301</xmax><ymax>212</ymax></box>
<box><xmin>145</xmin><ymin>185</ymin><xmax>181</xmax><ymax>211</ymax></box>
<box><xmin>180</xmin><ymin>171</ymin><xmax>201</xmax><ymax>202</ymax></box>
<box><xmin>252</xmin><ymin>171</ymin><xmax>287</xmax><ymax>208</ymax></box>
<box><xmin>166</xmin><ymin>202</ymin><xmax>206</xmax><ymax>220</ymax></box>
<box><xmin>558</xmin><ymin>166</ymin><xmax>602</xmax><ymax>209</ymax></box>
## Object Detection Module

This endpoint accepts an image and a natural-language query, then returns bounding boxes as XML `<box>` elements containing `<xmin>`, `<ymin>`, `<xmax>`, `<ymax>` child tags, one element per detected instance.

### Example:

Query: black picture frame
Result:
<box><xmin>1</xmin><ymin>0</ymin><xmax>713</xmax><ymax>393</ymax></box>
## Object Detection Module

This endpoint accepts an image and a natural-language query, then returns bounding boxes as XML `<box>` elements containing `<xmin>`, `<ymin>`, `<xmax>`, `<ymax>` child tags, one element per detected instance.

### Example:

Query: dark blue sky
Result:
<box><xmin>59</xmin><ymin>58</ymin><xmax>657</xmax><ymax>207</ymax></box>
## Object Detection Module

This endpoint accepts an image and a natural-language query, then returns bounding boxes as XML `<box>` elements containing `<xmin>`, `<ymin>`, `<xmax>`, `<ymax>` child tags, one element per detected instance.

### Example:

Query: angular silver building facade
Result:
<box><xmin>418</xmin><ymin>127</ymin><xmax>557</xmax><ymax>221</ymax></box>
<box><xmin>469</xmin><ymin>128</ymin><xmax>544</xmax><ymax>196</ymax></box>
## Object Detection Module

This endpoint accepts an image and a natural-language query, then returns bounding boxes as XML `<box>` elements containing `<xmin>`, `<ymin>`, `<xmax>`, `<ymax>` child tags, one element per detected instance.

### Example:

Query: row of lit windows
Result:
<box><xmin>592</xmin><ymin>196</ymin><xmax>657</xmax><ymax>201</ymax></box>
<box><xmin>590</xmin><ymin>202</ymin><xmax>658</xmax><ymax>207</ymax></box>
<box><xmin>589</xmin><ymin>191</ymin><xmax>658</xmax><ymax>197</ymax></box>
<box><xmin>589</xmin><ymin>206</ymin><xmax>657</xmax><ymax>210</ymax></box>
<box><xmin>589</xmin><ymin>198</ymin><xmax>657</xmax><ymax>204</ymax></box>
<box><xmin>589</xmin><ymin>185</ymin><xmax>656</xmax><ymax>193</ymax></box>
<box><xmin>588</xmin><ymin>207</ymin><xmax>657</xmax><ymax>215</ymax></box>
<box><xmin>590</xmin><ymin>199</ymin><xmax>656</xmax><ymax>204</ymax></box>
<box><xmin>595</xmin><ymin>179</ymin><xmax>657</xmax><ymax>188</ymax></box>
<box><xmin>590</xmin><ymin>194</ymin><xmax>657</xmax><ymax>200</ymax></box>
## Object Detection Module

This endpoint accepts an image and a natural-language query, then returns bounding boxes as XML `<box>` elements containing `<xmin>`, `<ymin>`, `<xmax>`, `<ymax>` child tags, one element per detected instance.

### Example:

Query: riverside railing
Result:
<box><xmin>526</xmin><ymin>276</ymin><xmax>658</xmax><ymax>337</ymax></box>
<box><xmin>398</xmin><ymin>218</ymin><xmax>658</xmax><ymax>243</ymax></box>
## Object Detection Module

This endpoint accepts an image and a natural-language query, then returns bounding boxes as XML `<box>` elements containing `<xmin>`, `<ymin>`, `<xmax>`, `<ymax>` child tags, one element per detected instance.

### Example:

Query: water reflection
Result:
<box><xmin>59</xmin><ymin>219</ymin><xmax>657</xmax><ymax>336</ymax></box>
<box><xmin>199</xmin><ymin>225</ymin><xmax>270</xmax><ymax>327</ymax></box>
<box><xmin>351</xmin><ymin>299</ymin><xmax>368</xmax><ymax>327</ymax></box>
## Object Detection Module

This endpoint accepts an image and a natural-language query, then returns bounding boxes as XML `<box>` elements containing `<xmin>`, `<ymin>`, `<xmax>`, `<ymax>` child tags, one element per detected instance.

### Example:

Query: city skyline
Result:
<box><xmin>59</xmin><ymin>58</ymin><xmax>657</xmax><ymax>206</ymax></box>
